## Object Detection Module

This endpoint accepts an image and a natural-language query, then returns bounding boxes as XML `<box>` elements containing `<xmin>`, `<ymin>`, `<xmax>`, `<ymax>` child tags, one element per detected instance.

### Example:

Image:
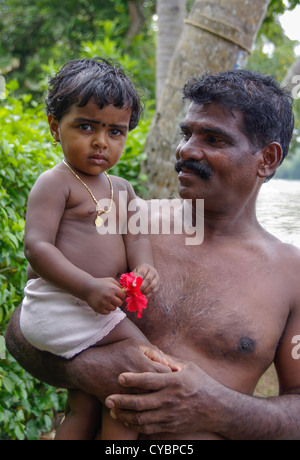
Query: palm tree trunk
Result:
<box><xmin>143</xmin><ymin>0</ymin><xmax>270</xmax><ymax>198</ymax></box>
<box><xmin>156</xmin><ymin>0</ymin><xmax>187</xmax><ymax>100</ymax></box>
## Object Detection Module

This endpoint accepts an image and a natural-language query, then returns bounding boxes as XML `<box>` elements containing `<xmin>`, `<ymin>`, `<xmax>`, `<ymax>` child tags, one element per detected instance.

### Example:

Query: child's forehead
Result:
<box><xmin>66</xmin><ymin>100</ymin><xmax>132</xmax><ymax>120</ymax></box>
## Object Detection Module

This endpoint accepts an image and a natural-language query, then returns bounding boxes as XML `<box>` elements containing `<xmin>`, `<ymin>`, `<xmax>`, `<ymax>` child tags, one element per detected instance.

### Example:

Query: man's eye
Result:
<box><xmin>208</xmin><ymin>135</ymin><xmax>227</xmax><ymax>146</ymax></box>
<box><xmin>180</xmin><ymin>130</ymin><xmax>191</xmax><ymax>140</ymax></box>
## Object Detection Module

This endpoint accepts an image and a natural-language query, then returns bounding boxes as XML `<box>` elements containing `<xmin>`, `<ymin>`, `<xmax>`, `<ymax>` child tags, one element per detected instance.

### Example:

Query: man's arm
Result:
<box><xmin>105</xmin><ymin>359</ymin><xmax>300</xmax><ymax>440</ymax></box>
<box><xmin>7</xmin><ymin>309</ymin><xmax>300</xmax><ymax>439</ymax></box>
<box><xmin>5</xmin><ymin>306</ymin><xmax>169</xmax><ymax>402</ymax></box>
<box><xmin>104</xmin><ymin>282</ymin><xmax>300</xmax><ymax>440</ymax></box>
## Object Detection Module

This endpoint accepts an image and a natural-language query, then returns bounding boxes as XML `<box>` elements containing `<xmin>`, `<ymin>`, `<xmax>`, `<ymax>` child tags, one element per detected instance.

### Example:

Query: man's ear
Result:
<box><xmin>48</xmin><ymin>115</ymin><xmax>60</xmax><ymax>142</ymax></box>
<box><xmin>257</xmin><ymin>142</ymin><xmax>283</xmax><ymax>179</ymax></box>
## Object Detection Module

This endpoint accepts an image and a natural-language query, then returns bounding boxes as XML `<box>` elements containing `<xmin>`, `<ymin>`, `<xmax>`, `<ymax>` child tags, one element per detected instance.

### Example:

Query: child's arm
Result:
<box><xmin>126</xmin><ymin>238</ymin><xmax>160</xmax><ymax>296</ymax></box>
<box><xmin>24</xmin><ymin>168</ymin><xmax>125</xmax><ymax>314</ymax></box>
<box><xmin>122</xmin><ymin>183</ymin><xmax>159</xmax><ymax>296</ymax></box>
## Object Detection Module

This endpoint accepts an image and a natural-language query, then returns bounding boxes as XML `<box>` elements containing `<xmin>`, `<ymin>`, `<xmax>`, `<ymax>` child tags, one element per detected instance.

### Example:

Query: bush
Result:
<box><xmin>0</xmin><ymin>356</ymin><xmax>66</xmax><ymax>440</ymax></box>
<box><xmin>0</xmin><ymin>81</ymin><xmax>65</xmax><ymax>439</ymax></box>
<box><xmin>0</xmin><ymin>80</ymin><xmax>61</xmax><ymax>331</ymax></box>
<box><xmin>0</xmin><ymin>79</ymin><xmax>151</xmax><ymax>439</ymax></box>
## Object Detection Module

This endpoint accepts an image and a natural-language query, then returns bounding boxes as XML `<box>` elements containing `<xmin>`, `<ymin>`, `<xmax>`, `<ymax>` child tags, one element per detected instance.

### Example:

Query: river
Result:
<box><xmin>256</xmin><ymin>179</ymin><xmax>300</xmax><ymax>249</ymax></box>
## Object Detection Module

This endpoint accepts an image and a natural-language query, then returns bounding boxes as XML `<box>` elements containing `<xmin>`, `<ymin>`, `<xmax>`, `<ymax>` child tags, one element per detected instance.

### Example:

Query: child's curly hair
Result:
<box><xmin>46</xmin><ymin>57</ymin><xmax>143</xmax><ymax>131</ymax></box>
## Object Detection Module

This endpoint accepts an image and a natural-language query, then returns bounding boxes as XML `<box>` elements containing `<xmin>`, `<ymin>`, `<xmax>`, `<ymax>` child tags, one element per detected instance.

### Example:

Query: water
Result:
<box><xmin>256</xmin><ymin>179</ymin><xmax>300</xmax><ymax>249</ymax></box>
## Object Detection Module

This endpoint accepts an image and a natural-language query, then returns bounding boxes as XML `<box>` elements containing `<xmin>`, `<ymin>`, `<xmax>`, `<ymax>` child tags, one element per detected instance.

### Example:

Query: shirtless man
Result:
<box><xmin>5</xmin><ymin>69</ymin><xmax>300</xmax><ymax>440</ymax></box>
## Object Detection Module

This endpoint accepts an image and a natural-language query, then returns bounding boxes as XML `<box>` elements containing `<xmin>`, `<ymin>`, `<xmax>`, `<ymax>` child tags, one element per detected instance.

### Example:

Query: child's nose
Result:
<box><xmin>92</xmin><ymin>132</ymin><xmax>107</xmax><ymax>149</ymax></box>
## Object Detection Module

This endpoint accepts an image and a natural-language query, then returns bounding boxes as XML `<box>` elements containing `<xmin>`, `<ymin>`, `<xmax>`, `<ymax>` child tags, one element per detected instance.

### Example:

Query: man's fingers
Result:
<box><xmin>119</xmin><ymin>370</ymin><xmax>171</xmax><ymax>391</ymax></box>
<box><xmin>105</xmin><ymin>393</ymin><xmax>181</xmax><ymax>435</ymax></box>
<box><xmin>138</xmin><ymin>343</ymin><xmax>170</xmax><ymax>368</ymax></box>
<box><xmin>139</xmin><ymin>343</ymin><xmax>183</xmax><ymax>372</ymax></box>
<box><xmin>110</xmin><ymin>408</ymin><xmax>176</xmax><ymax>435</ymax></box>
<box><xmin>106</xmin><ymin>391</ymin><xmax>161</xmax><ymax>412</ymax></box>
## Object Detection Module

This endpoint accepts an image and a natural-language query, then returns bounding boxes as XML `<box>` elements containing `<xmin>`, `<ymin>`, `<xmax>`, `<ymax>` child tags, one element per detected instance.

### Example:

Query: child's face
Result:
<box><xmin>48</xmin><ymin>101</ymin><xmax>132</xmax><ymax>175</ymax></box>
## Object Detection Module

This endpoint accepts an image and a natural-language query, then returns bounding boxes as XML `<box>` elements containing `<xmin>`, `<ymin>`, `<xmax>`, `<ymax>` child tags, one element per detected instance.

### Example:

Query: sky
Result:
<box><xmin>280</xmin><ymin>4</ymin><xmax>300</xmax><ymax>43</ymax></box>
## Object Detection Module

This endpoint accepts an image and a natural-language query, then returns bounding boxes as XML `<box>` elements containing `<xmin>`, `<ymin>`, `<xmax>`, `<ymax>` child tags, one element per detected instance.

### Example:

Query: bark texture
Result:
<box><xmin>156</xmin><ymin>0</ymin><xmax>187</xmax><ymax>100</ymax></box>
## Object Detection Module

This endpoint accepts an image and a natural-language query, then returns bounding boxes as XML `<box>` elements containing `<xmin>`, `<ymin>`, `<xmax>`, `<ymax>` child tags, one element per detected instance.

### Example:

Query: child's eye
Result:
<box><xmin>79</xmin><ymin>123</ymin><xmax>93</xmax><ymax>131</ymax></box>
<box><xmin>110</xmin><ymin>129</ymin><xmax>122</xmax><ymax>136</ymax></box>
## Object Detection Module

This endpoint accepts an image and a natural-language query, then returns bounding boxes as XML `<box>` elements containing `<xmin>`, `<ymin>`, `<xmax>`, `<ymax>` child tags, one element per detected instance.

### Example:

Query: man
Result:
<box><xmin>5</xmin><ymin>70</ymin><xmax>300</xmax><ymax>440</ymax></box>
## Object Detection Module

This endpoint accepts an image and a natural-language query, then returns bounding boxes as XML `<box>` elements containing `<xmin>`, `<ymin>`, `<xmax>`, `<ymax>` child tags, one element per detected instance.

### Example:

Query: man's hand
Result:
<box><xmin>105</xmin><ymin>357</ymin><xmax>220</xmax><ymax>436</ymax></box>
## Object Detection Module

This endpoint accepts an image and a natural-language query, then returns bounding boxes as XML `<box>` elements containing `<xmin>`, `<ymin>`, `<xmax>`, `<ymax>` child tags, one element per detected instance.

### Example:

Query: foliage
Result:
<box><xmin>0</xmin><ymin>355</ymin><xmax>66</xmax><ymax>440</ymax></box>
<box><xmin>0</xmin><ymin>80</ymin><xmax>60</xmax><ymax>333</ymax></box>
<box><xmin>260</xmin><ymin>0</ymin><xmax>300</xmax><ymax>39</ymax></box>
<box><xmin>0</xmin><ymin>82</ymin><xmax>67</xmax><ymax>439</ymax></box>
<box><xmin>0</xmin><ymin>0</ymin><xmax>157</xmax><ymax>98</ymax></box>
<box><xmin>247</xmin><ymin>12</ymin><xmax>300</xmax><ymax>161</ymax></box>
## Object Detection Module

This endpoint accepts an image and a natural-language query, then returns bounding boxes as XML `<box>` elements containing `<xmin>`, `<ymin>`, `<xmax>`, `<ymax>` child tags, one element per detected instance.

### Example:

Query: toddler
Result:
<box><xmin>20</xmin><ymin>58</ymin><xmax>169</xmax><ymax>440</ymax></box>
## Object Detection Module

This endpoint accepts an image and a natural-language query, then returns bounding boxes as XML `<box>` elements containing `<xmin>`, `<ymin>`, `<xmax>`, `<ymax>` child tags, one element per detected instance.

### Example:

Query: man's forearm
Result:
<box><xmin>5</xmin><ymin>306</ymin><xmax>74</xmax><ymax>389</ymax></box>
<box><xmin>5</xmin><ymin>307</ymin><xmax>134</xmax><ymax>400</ymax></box>
<box><xmin>215</xmin><ymin>386</ymin><xmax>300</xmax><ymax>440</ymax></box>
<box><xmin>106</xmin><ymin>360</ymin><xmax>300</xmax><ymax>440</ymax></box>
<box><xmin>5</xmin><ymin>307</ymin><xmax>169</xmax><ymax>403</ymax></box>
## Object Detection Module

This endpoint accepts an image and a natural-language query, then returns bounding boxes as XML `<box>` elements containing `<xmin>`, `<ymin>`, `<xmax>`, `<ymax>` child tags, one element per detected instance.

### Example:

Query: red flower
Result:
<box><xmin>120</xmin><ymin>272</ymin><xmax>148</xmax><ymax>318</ymax></box>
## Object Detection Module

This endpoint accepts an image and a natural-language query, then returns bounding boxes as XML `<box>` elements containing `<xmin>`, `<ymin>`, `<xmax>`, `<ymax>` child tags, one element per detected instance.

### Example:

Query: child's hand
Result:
<box><xmin>132</xmin><ymin>264</ymin><xmax>160</xmax><ymax>297</ymax></box>
<box><xmin>86</xmin><ymin>277</ymin><xmax>126</xmax><ymax>315</ymax></box>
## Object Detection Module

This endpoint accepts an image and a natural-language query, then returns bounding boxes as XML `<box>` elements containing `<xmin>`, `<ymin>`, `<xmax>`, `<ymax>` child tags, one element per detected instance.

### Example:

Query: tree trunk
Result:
<box><xmin>143</xmin><ymin>0</ymin><xmax>270</xmax><ymax>198</ymax></box>
<box><xmin>156</xmin><ymin>0</ymin><xmax>187</xmax><ymax>100</ymax></box>
<box><xmin>126</xmin><ymin>0</ymin><xmax>145</xmax><ymax>47</ymax></box>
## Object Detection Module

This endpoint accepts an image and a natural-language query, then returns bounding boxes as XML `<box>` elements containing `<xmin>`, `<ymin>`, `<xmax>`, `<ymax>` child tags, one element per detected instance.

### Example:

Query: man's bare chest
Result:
<box><xmin>136</xmin><ymin>243</ymin><xmax>291</xmax><ymax>369</ymax></box>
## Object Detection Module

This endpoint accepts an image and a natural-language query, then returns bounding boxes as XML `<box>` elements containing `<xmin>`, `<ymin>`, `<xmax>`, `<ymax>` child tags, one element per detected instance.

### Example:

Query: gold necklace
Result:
<box><xmin>62</xmin><ymin>159</ymin><xmax>114</xmax><ymax>227</ymax></box>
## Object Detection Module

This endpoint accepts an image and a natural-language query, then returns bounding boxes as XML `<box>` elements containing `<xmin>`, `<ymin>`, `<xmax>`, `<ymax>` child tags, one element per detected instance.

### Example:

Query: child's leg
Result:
<box><xmin>92</xmin><ymin>317</ymin><xmax>169</xmax><ymax>440</ymax></box>
<box><xmin>97</xmin><ymin>316</ymin><xmax>151</xmax><ymax>346</ymax></box>
<box><xmin>96</xmin><ymin>406</ymin><xmax>138</xmax><ymax>440</ymax></box>
<box><xmin>55</xmin><ymin>318</ymin><xmax>169</xmax><ymax>440</ymax></box>
<box><xmin>55</xmin><ymin>389</ymin><xmax>101</xmax><ymax>440</ymax></box>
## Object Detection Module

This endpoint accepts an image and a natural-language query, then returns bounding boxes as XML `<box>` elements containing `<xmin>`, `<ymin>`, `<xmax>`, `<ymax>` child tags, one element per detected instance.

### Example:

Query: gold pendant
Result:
<box><xmin>95</xmin><ymin>215</ymin><xmax>103</xmax><ymax>227</ymax></box>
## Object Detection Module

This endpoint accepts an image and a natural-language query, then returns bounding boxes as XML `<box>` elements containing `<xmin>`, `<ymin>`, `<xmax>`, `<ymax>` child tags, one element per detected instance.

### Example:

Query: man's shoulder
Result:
<box><xmin>268</xmin><ymin>237</ymin><xmax>300</xmax><ymax>289</ymax></box>
<box><xmin>271</xmin><ymin>236</ymin><xmax>300</xmax><ymax>261</ymax></box>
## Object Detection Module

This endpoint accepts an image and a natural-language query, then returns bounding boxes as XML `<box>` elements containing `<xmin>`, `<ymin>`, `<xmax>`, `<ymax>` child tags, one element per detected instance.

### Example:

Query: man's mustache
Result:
<box><xmin>175</xmin><ymin>159</ymin><xmax>213</xmax><ymax>180</ymax></box>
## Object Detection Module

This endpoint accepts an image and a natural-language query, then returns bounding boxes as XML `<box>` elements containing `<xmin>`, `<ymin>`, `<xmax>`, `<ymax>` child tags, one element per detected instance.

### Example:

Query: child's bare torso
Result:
<box><xmin>27</xmin><ymin>164</ymin><xmax>129</xmax><ymax>280</ymax></box>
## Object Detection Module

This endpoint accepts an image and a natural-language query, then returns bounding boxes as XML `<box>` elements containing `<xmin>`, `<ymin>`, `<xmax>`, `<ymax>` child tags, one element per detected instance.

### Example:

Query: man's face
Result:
<box><xmin>175</xmin><ymin>102</ymin><xmax>262</xmax><ymax>209</ymax></box>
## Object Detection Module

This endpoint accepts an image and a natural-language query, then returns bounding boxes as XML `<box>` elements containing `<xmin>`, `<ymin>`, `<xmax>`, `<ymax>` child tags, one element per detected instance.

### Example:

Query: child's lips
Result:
<box><xmin>89</xmin><ymin>154</ymin><xmax>108</xmax><ymax>165</ymax></box>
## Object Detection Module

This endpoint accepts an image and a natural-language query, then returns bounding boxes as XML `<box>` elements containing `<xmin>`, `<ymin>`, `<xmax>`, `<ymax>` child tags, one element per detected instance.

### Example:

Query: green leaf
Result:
<box><xmin>14</xmin><ymin>424</ymin><xmax>25</xmax><ymax>440</ymax></box>
<box><xmin>2</xmin><ymin>375</ymin><xmax>15</xmax><ymax>393</ymax></box>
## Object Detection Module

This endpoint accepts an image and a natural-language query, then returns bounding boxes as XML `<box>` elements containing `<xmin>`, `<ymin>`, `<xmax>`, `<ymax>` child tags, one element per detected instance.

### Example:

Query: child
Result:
<box><xmin>20</xmin><ymin>57</ymin><xmax>169</xmax><ymax>440</ymax></box>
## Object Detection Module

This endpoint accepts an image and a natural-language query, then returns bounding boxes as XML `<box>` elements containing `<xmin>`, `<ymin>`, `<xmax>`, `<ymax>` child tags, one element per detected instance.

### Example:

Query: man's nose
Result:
<box><xmin>176</xmin><ymin>137</ymin><xmax>204</xmax><ymax>161</ymax></box>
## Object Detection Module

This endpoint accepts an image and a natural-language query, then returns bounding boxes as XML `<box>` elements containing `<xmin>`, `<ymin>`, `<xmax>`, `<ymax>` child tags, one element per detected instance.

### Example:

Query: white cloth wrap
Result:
<box><xmin>20</xmin><ymin>278</ymin><xmax>126</xmax><ymax>359</ymax></box>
